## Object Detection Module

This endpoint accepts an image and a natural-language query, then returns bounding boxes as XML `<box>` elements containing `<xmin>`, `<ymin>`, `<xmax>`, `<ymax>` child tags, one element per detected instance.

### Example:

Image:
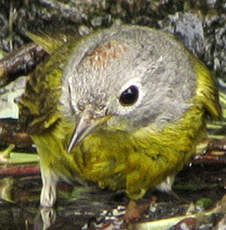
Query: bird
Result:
<box><xmin>18</xmin><ymin>25</ymin><xmax>221</xmax><ymax>208</ymax></box>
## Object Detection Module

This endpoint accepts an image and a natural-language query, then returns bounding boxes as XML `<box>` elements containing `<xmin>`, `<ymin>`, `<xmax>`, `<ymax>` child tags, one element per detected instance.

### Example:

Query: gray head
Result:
<box><xmin>59</xmin><ymin>25</ymin><xmax>196</xmax><ymax>152</ymax></box>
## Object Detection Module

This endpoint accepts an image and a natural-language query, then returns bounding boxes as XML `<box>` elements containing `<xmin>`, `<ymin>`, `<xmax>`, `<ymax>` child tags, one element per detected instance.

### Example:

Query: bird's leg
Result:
<box><xmin>156</xmin><ymin>175</ymin><xmax>189</xmax><ymax>203</ymax></box>
<box><xmin>40</xmin><ymin>167</ymin><xmax>58</xmax><ymax>208</ymax></box>
<box><xmin>155</xmin><ymin>174</ymin><xmax>175</xmax><ymax>193</ymax></box>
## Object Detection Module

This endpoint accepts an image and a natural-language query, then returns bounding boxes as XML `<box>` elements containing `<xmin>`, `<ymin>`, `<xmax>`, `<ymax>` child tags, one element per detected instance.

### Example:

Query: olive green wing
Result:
<box><xmin>190</xmin><ymin>54</ymin><xmax>222</xmax><ymax>120</ymax></box>
<box><xmin>18</xmin><ymin>35</ymin><xmax>76</xmax><ymax>134</ymax></box>
<box><xmin>26</xmin><ymin>32</ymin><xmax>75</xmax><ymax>54</ymax></box>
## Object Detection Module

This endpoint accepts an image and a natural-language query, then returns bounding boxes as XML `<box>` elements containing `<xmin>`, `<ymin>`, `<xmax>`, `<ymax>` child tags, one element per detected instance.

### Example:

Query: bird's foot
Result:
<box><xmin>40</xmin><ymin>169</ymin><xmax>58</xmax><ymax>208</ymax></box>
<box><xmin>123</xmin><ymin>200</ymin><xmax>149</xmax><ymax>223</ymax></box>
<box><xmin>40</xmin><ymin>207</ymin><xmax>56</xmax><ymax>230</ymax></box>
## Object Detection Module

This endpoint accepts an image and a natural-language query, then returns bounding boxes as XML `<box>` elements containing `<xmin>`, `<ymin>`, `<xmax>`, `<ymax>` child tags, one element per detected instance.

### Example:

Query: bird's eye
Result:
<box><xmin>119</xmin><ymin>85</ymin><xmax>139</xmax><ymax>106</ymax></box>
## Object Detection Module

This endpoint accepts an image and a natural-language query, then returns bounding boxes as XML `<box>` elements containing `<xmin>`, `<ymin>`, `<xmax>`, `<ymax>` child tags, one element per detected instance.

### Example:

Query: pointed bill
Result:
<box><xmin>67</xmin><ymin>113</ymin><xmax>111</xmax><ymax>153</ymax></box>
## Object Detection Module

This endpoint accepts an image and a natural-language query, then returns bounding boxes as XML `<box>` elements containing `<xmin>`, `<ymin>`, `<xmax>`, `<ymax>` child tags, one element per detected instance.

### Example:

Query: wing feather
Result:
<box><xmin>18</xmin><ymin>35</ymin><xmax>77</xmax><ymax>134</ymax></box>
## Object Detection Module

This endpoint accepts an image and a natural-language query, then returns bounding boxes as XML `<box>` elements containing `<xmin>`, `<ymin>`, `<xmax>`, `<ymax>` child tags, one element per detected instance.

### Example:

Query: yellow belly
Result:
<box><xmin>32</xmin><ymin>104</ymin><xmax>205</xmax><ymax>200</ymax></box>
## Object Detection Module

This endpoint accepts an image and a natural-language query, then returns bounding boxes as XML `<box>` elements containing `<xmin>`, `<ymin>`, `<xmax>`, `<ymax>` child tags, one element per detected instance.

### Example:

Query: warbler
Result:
<box><xmin>18</xmin><ymin>25</ymin><xmax>221</xmax><ymax>207</ymax></box>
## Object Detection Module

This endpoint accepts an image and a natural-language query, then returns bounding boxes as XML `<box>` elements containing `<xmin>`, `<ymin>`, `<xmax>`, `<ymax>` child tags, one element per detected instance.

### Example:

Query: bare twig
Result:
<box><xmin>0</xmin><ymin>43</ymin><xmax>46</xmax><ymax>87</ymax></box>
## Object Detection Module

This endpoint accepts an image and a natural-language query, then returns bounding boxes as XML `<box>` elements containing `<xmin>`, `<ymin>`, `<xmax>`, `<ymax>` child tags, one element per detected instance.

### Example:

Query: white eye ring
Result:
<box><xmin>117</xmin><ymin>78</ymin><xmax>144</xmax><ymax>114</ymax></box>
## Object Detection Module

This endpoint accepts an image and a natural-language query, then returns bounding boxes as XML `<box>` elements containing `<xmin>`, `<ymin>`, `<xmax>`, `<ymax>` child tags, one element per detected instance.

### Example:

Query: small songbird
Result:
<box><xmin>18</xmin><ymin>25</ymin><xmax>221</xmax><ymax>207</ymax></box>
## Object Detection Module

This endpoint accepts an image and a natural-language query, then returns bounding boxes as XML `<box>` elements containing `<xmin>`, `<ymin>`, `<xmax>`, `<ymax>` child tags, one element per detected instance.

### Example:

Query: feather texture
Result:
<box><xmin>18</xmin><ymin>25</ymin><xmax>221</xmax><ymax>207</ymax></box>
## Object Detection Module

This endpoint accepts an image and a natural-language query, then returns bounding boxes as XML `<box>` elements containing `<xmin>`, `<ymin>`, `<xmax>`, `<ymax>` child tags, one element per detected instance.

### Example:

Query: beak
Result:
<box><xmin>67</xmin><ymin>111</ymin><xmax>111</xmax><ymax>153</ymax></box>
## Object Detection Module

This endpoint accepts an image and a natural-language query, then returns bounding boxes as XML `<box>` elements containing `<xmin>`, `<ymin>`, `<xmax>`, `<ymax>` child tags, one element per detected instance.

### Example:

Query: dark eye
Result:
<box><xmin>119</xmin><ymin>85</ymin><xmax>139</xmax><ymax>106</ymax></box>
